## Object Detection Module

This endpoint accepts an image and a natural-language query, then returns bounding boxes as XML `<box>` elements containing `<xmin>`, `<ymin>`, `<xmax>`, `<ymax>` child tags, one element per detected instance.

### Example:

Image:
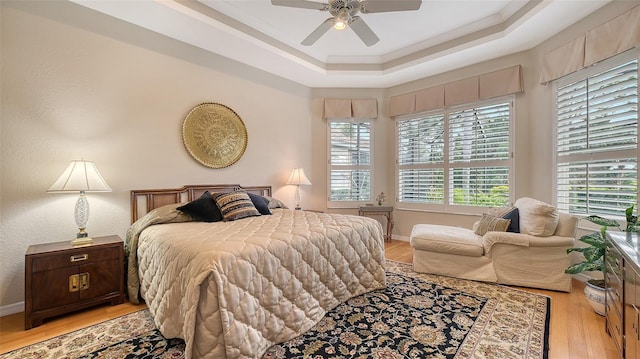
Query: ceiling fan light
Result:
<box><xmin>333</xmin><ymin>18</ymin><xmax>347</xmax><ymax>30</ymax></box>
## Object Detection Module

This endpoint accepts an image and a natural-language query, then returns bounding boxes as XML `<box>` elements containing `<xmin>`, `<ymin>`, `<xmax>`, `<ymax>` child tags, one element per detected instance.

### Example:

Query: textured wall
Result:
<box><xmin>0</xmin><ymin>1</ymin><xmax>312</xmax><ymax>309</ymax></box>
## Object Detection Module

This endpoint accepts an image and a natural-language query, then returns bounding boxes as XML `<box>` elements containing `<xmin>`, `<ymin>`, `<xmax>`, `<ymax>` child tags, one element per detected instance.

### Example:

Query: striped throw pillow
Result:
<box><xmin>212</xmin><ymin>191</ymin><xmax>261</xmax><ymax>221</ymax></box>
<box><xmin>474</xmin><ymin>214</ymin><xmax>511</xmax><ymax>236</ymax></box>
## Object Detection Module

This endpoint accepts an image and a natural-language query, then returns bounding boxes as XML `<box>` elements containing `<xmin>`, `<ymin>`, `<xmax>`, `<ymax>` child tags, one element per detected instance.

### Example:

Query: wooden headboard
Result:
<box><xmin>130</xmin><ymin>184</ymin><xmax>272</xmax><ymax>223</ymax></box>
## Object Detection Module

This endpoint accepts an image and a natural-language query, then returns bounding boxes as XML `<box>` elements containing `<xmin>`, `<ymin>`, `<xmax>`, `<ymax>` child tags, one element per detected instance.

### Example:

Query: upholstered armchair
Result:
<box><xmin>410</xmin><ymin>198</ymin><xmax>578</xmax><ymax>292</ymax></box>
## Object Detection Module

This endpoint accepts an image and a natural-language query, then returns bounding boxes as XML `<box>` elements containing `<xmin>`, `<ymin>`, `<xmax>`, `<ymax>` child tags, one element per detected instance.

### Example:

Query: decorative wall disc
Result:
<box><xmin>182</xmin><ymin>103</ymin><xmax>248</xmax><ymax>168</ymax></box>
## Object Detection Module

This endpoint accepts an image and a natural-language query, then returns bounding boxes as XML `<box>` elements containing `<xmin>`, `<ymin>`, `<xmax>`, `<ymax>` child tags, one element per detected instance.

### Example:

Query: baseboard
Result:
<box><xmin>392</xmin><ymin>235</ymin><xmax>409</xmax><ymax>242</ymax></box>
<box><xmin>0</xmin><ymin>301</ymin><xmax>24</xmax><ymax>317</ymax></box>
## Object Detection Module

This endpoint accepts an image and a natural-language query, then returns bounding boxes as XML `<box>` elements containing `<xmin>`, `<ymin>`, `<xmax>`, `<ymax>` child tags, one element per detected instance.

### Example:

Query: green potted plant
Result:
<box><xmin>565</xmin><ymin>205</ymin><xmax>638</xmax><ymax>315</ymax></box>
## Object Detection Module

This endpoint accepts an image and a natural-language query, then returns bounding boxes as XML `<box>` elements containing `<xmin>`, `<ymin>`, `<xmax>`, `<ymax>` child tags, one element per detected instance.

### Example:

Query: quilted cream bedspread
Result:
<box><xmin>125</xmin><ymin>206</ymin><xmax>386</xmax><ymax>359</ymax></box>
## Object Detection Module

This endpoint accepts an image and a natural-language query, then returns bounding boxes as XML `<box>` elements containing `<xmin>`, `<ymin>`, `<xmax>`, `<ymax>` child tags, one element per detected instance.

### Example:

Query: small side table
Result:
<box><xmin>24</xmin><ymin>235</ymin><xmax>125</xmax><ymax>329</ymax></box>
<box><xmin>358</xmin><ymin>205</ymin><xmax>394</xmax><ymax>242</ymax></box>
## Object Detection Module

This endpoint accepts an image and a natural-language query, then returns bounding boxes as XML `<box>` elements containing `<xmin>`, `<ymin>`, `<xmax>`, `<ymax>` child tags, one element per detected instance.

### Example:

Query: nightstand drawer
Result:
<box><xmin>31</xmin><ymin>246</ymin><xmax>120</xmax><ymax>273</ymax></box>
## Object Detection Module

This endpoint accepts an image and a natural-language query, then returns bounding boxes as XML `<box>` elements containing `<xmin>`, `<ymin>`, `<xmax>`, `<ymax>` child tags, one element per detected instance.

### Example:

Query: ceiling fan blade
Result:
<box><xmin>271</xmin><ymin>0</ymin><xmax>329</xmax><ymax>11</ymax></box>
<box><xmin>349</xmin><ymin>16</ymin><xmax>379</xmax><ymax>46</ymax></box>
<box><xmin>360</xmin><ymin>0</ymin><xmax>422</xmax><ymax>13</ymax></box>
<box><xmin>301</xmin><ymin>18</ymin><xmax>333</xmax><ymax>46</ymax></box>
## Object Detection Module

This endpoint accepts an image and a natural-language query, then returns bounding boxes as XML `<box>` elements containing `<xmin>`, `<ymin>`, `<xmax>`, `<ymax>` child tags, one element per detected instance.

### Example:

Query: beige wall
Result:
<box><xmin>1</xmin><ymin>0</ymin><xmax>637</xmax><ymax>310</ymax></box>
<box><xmin>0</xmin><ymin>1</ymin><xmax>313</xmax><ymax>309</ymax></box>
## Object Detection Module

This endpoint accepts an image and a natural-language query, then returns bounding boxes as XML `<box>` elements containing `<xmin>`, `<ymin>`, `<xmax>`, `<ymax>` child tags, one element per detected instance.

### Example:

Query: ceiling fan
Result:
<box><xmin>271</xmin><ymin>0</ymin><xmax>422</xmax><ymax>47</ymax></box>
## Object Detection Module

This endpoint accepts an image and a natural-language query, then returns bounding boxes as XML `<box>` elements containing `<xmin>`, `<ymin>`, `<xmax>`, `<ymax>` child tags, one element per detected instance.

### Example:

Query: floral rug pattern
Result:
<box><xmin>1</xmin><ymin>261</ymin><xmax>549</xmax><ymax>359</ymax></box>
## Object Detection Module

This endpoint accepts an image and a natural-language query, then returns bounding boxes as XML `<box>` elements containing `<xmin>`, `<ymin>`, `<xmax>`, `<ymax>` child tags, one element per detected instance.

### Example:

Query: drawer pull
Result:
<box><xmin>70</xmin><ymin>254</ymin><xmax>88</xmax><ymax>262</ymax></box>
<box><xmin>80</xmin><ymin>272</ymin><xmax>89</xmax><ymax>290</ymax></box>
<box><xmin>69</xmin><ymin>274</ymin><xmax>79</xmax><ymax>292</ymax></box>
<box><xmin>68</xmin><ymin>273</ymin><xmax>90</xmax><ymax>292</ymax></box>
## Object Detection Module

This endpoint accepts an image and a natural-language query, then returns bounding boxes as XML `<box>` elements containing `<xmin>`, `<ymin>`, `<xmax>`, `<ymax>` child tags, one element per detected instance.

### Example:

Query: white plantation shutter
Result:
<box><xmin>397</xmin><ymin>114</ymin><xmax>445</xmax><ymax>204</ymax></box>
<box><xmin>448</xmin><ymin>102</ymin><xmax>511</xmax><ymax>206</ymax></box>
<box><xmin>556</xmin><ymin>56</ymin><xmax>638</xmax><ymax>216</ymax></box>
<box><xmin>396</xmin><ymin>98</ymin><xmax>513</xmax><ymax>211</ymax></box>
<box><xmin>329</xmin><ymin>121</ymin><xmax>372</xmax><ymax>202</ymax></box>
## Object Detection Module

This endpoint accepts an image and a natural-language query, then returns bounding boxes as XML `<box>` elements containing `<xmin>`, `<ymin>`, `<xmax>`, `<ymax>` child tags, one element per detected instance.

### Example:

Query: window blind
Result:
<box><xmin>396</xmin><ymin>99</ymin><xmax>512</xmax><ymax>210</ymax></box>
<box><xmin>556</xmin><ymin>58</ymin><xmax>638</xmax><ymax>216</ymax></box>
<box><xmin>448</xmin><ymin>102</ymin><xmax>511</xmax><ymax>206</ymax></box>
<box><xmin>397</xmin><ymin>113</ymin><xmax>445</xmax><ymax>204</ymax></box>
<box><xmin>329</xmin><ymin>121</ymin><xmax>372</xmax><ymax>201</ymax></box>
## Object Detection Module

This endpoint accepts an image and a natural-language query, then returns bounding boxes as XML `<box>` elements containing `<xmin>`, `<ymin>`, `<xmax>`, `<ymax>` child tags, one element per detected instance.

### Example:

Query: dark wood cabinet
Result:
<box><xmin>624</xmin><ymin>264</ymin><xmax>640</xmax><ymax>359</ymax></box>
<box><xmin>606</xmin><ymin>232</ymin><xmax>640</xmax><ymax>358</ymax></box>
<box><xmin>605</xmin><ymin>240</ymin><xmax>624</xmax><ymax>356</ymax></box>
<box><xmin>24</xmin><ymin>235</ymin><xmax>124</xmax><ymax>330</ymax></box>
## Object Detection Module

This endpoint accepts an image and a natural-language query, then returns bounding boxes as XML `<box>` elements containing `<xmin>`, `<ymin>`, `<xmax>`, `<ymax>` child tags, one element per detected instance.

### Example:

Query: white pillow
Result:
<box><xmin>514</xmin><ymin>197</ymin><xmax>559</xmax><ymax>236</ymax></box>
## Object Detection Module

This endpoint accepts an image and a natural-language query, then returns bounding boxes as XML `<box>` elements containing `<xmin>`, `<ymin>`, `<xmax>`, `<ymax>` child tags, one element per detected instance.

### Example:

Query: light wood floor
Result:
<box><xmin>0</xmin><ymin>240</ymin><xmax>618</xmax><ymax>358</ymax></box>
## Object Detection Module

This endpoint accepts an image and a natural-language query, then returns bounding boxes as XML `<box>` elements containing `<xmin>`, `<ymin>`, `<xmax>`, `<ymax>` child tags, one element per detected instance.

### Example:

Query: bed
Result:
<box><xmin>126</xmin><ymin>184</ymin><xmax>387</xmax><ymax>359</ymax></box>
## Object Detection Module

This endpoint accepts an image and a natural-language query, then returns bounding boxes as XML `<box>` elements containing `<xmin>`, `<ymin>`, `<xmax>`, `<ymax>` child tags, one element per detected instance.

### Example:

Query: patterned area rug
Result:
<box><xmin>1</xmin><ymin>261</ymin><xmax>549</xmax><ymax>359</ymax></box>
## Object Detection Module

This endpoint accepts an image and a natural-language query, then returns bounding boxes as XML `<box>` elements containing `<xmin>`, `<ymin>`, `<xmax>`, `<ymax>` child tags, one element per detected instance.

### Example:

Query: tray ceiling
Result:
<box><xmin>71</xmin><ymin>0</ymin><xmax>611</xmax><ymax>88</ymax></box>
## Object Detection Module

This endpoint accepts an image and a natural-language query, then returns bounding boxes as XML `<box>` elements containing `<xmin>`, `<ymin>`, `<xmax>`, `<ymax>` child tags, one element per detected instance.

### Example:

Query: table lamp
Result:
<box><xmin>287</xmin><ymin>168</ymin><xmax>311</xmax><ymax>210</ymax></box>
<box><xmin>48</xmin><ymin>160</ymin><xmax>112</xmax><ymax>246</ymax></box>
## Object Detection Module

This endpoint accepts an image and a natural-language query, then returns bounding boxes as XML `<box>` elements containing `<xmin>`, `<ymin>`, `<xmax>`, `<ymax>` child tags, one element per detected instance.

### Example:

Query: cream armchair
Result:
<box><xmin>410</xmin><ymin>198</ymin><xmax>577</xmax><ymax>292</ymax></box>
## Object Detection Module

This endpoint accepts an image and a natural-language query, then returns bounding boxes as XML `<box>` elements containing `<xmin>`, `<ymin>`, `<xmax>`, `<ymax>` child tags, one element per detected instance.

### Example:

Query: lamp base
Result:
<box><xmin>71</xmin><ymin>237</ymin><xmax>93</xmax><ymax>247</ymax></box>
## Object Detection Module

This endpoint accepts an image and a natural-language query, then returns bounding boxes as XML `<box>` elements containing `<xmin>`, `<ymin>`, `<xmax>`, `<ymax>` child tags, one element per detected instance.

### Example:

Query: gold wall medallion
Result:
<box><xmin>182</xmin><ymin>103</ymin><xmax>248</xmax><ymax>168</ymax></box>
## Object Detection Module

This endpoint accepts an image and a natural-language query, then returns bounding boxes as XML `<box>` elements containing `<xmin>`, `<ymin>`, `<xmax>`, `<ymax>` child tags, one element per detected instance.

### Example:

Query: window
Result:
<box><xmin>397</xmin><ymin>98</ymin><xmax>513</xmax><ymax>213</ymax></box>
<box><xmin>555</xmin><ymin>52</ymin><xmax>638</xmax><ymax>217</ymax></box>
<box><xmin>328</xmin><ymin>120</ymin><xmax>372</xmax><ymax>205</ymax></box>
<box><xmin>397</xmin><ymin>113</ymin><xmax>445</xmax><ymax>204</ymax></box>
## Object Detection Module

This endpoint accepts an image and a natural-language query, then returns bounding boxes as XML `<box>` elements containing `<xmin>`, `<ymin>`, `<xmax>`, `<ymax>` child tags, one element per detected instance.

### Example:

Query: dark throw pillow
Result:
<box><xmin>489</xmin><ymin>206</ymin><xmax>520</xmax><ymax>233</ymax></box>
<box><xmin>501</xmin><ymin>207</ymin><xmax>520</xmax><ymax>233</ymax></box>
<box><xmin>247</xmin><ymin>192</ymin><xmax>272</xmax><ymax>215</ymax></box>
<box><xmin>176</xmin><ymin>191</ymin><xmax>223</xmax><ymax>222</ymax></box>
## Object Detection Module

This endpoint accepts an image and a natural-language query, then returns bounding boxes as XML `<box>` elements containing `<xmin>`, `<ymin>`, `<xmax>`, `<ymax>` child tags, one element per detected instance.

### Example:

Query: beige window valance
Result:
<box><xmin>539</xmin><ymin>35</ymin><xmax>585</xmax><ymax>85</ymax></box>
<box><xmin>389</xmin><ymin>65</ymin><xmax>522</xmax><ymax>117</ymax></box>
<box><xmin>323</xmin><ymin>98</ymin><xmax>378</xmax><ymax>119</ymax></box>
<box><xmin>540</xmin><ymin>4</ymin><xmax>640</xmax><ymax>84</ymax></box>
<box><xmin>445</xmin><ymin>77</ymin><xmax>479</xmax><ymax>107</ymax></box>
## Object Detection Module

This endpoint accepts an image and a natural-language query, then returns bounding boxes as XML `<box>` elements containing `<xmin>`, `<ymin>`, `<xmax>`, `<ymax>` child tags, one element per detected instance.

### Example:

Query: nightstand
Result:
<box><xmin>24</xmin><ymin>235</ymin><xmax>124</xmax><ymax>330</ymax></box>
<box><xmin>358</xmin><ymin>205</ymin><xmax>394</xmax><ymax>242</ymax></box>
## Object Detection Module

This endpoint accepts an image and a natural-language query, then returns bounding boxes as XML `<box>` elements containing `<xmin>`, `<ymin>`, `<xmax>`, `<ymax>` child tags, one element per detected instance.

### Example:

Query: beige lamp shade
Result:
<box><xmin>287</xmin><ymin>168</ymin><xmax>311</xmax><ymax>210</ymax></box>
<box><xmin>48</xmin><ymin>160</ymin><xmax>111</xmax><ymax>246</ymax></box>
<box><xmin>286</xmin><ymin>168</ymin><xmax>312</xmax><ymax>186</ymax></box>
<box><xmin>48</xmin><ymin>160</ymin><xmax>112</xmax><ymax>192</ymax></box>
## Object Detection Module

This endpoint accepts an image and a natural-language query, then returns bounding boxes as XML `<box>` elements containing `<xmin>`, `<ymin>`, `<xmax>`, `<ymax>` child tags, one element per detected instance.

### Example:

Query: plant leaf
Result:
<box><xmin>567</xmin><ymin>246</ymin><xmax>604</xmax><ymax>261</ymax></box>
<box><xmin>626</xmin><ymin>205</ymin><xmax>636</xmax><ymax>224</ymax></box>
<box><xmin>583</xmin><ymin>215</ymin><xmax>620</xmax><ymax>228</ymax></box>
<box><xmin>578</xmin><ymin>232</ymin><xmax>606</xmax><ymax>248</ymax></box>
<box><xmin>565</xmin><ymin>259</ymin><xmax>604</xmax><ymax>274</ymax></box>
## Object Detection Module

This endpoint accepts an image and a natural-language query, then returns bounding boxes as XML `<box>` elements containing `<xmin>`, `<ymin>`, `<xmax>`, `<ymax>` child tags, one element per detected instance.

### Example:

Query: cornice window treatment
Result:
<box><xmin>415</xmin><ymin>86</ymin><xmax>444</xmax><ymax>113</ymax></box>
<box><xmin>389</xmin><ymin>65</ymin><xmax>522</xmax><ymax>117</ymax></box>
<box><xmin>323</xmin><ymin>98</ymin><xmax>378</xmax><ymax>119</ymax></box>
<box><xmin>445</xmin><ymin>77</ymin><xmax>479</xmax><ymax>107</ymax></box>
<box><xmin>539</xmin><ymin>35</ymin><xmax>586</xmax><ymax>85</ymax></box>
<box><xmin>584</xmin><ymin>5</ymin><xmax>640</xmax><ymax>67</ymax></box>
<box><xmin>539</xmin><ymin>4</ymin><xmax>639</xmax><ymax>84</ymax></box>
